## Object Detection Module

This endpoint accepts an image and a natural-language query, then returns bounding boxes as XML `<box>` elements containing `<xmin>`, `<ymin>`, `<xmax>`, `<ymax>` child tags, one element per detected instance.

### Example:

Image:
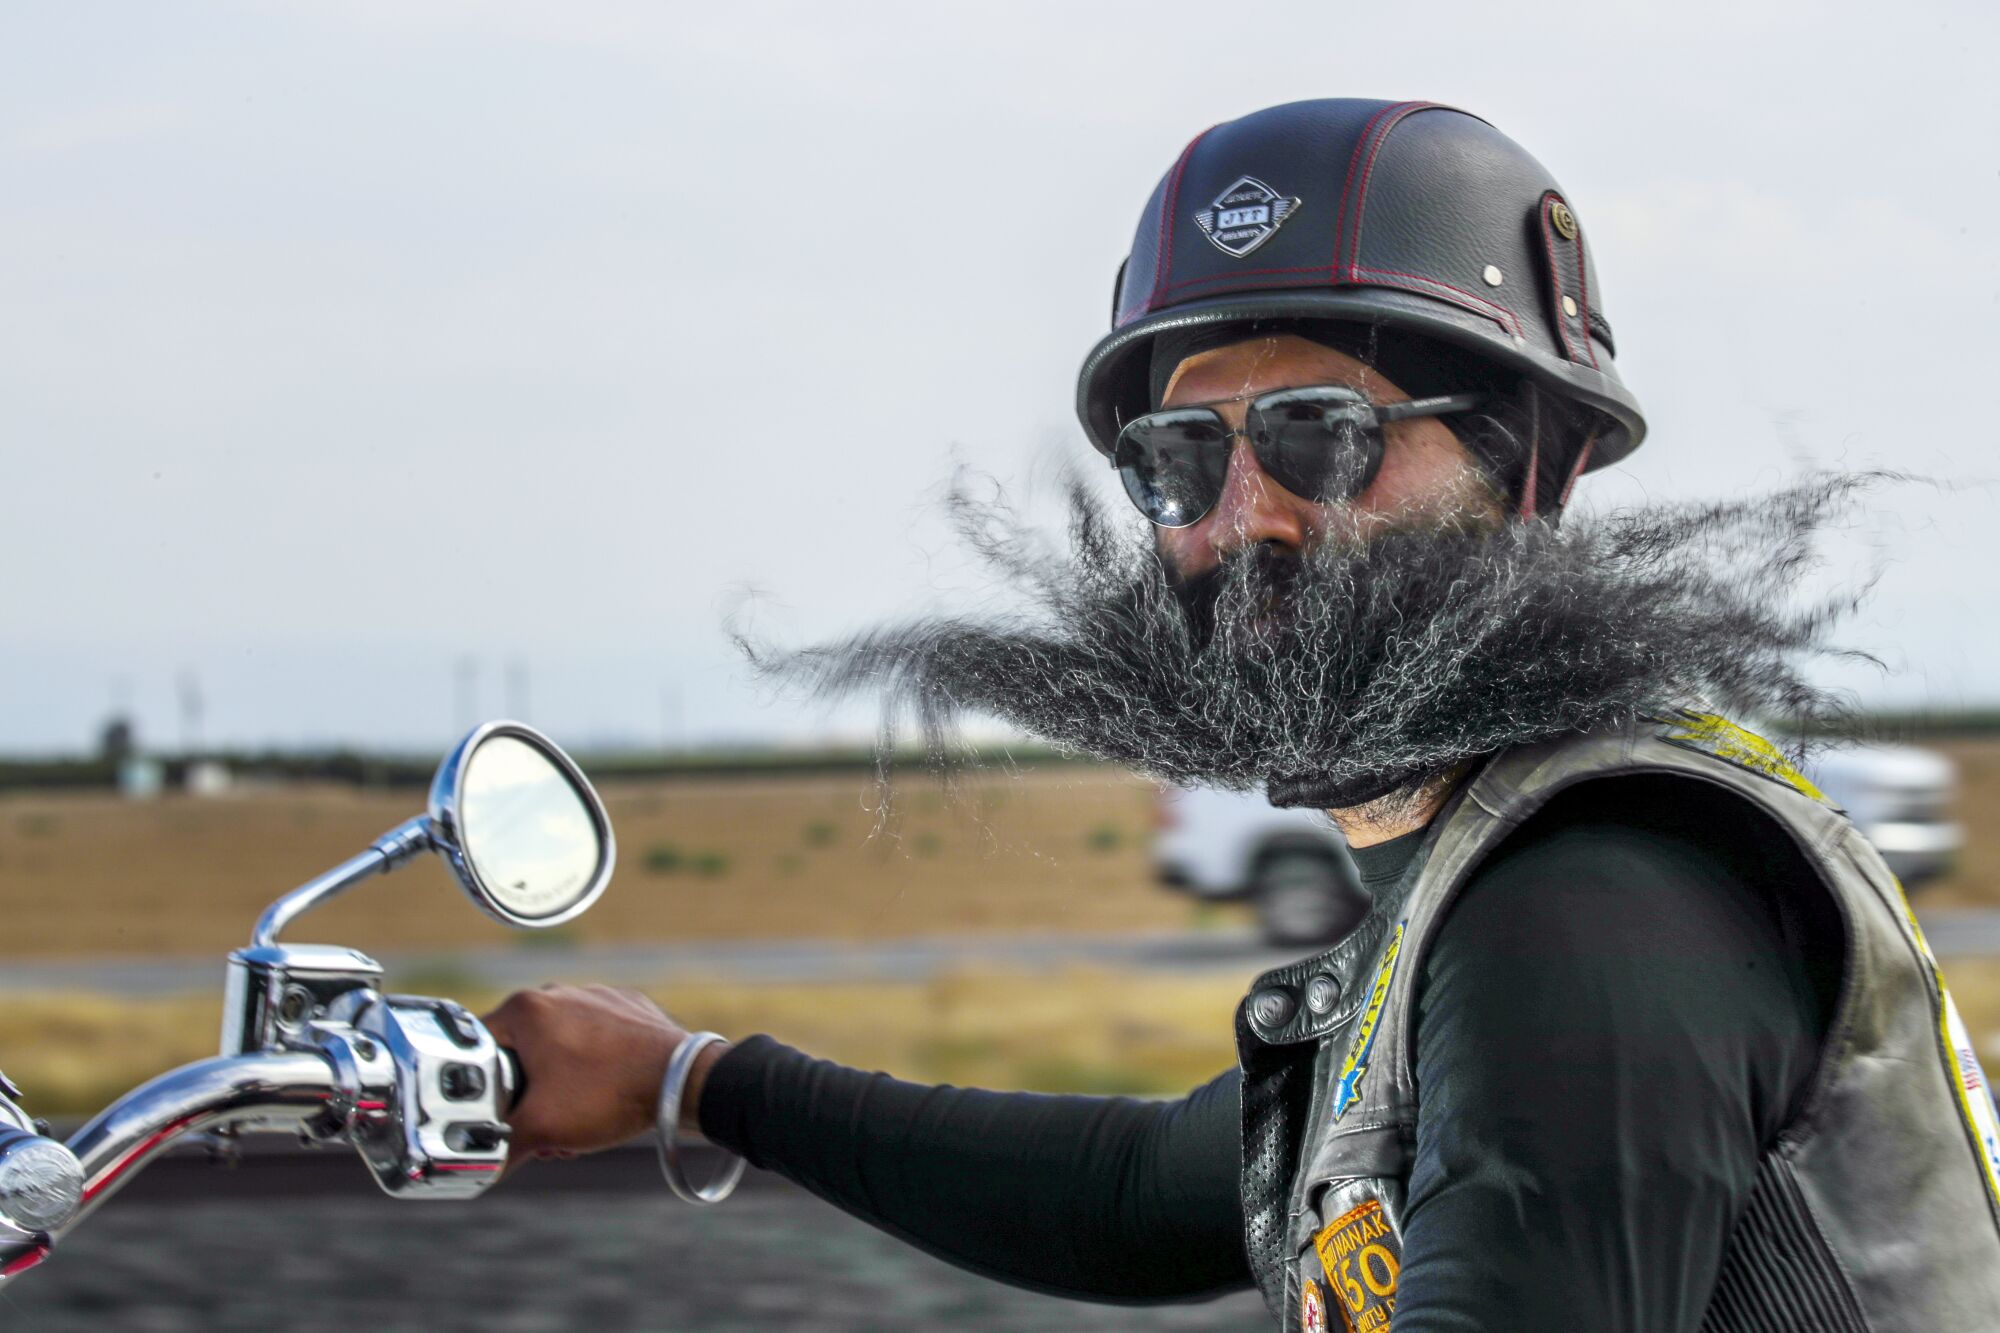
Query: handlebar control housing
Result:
<box><xmin>223</xmin><ymin>943</ymin><xmax>385</xmax><ymax>1058</ymax></box>
<box><xmin>227</xmin><ymin>945</ymin><xmax>510</xmax><ymax>1198</ymax></box>
<box><xmin>343</xmin><ymin>993</ymin><xmax>510</xmax><ymax>1195</ymax></box>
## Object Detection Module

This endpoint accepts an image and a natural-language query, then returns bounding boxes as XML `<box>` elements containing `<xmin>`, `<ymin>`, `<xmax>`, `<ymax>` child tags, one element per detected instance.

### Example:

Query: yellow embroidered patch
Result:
<box><xmin>1657</xmin><ymin>710</ymin><xmax>1829</xmax><ymax>803</ymax></box>
<box><xmin>1312</xmin><ymin>1199</ymin><xmax>1401</xmax><ymax>1332</ymax></box>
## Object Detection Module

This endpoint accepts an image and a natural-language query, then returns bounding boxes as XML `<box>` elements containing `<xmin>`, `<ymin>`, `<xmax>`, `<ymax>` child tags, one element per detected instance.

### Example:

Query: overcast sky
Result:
<box><xmin>2</xmin><ymin>0</ymin><xmax>1995</xmax><ymax>755</ymax></box>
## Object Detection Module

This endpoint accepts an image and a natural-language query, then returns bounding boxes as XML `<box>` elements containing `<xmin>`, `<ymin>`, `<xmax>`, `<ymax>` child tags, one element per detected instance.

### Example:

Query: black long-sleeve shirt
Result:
<box><xmin>699</xmin><ymin>776</ymin><xmax>1840</xmax><ymax>1328</ymax></box>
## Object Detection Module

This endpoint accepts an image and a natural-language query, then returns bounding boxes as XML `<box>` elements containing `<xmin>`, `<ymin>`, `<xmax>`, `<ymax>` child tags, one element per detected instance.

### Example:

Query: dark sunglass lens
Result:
<box><xmin>1115</xmin><ymin>412</ymin><xmax>1231</xmax><ymax>527</ymax></box>
<box><xmin>1248</xmin><ymin>389</ymin><xmax>1384</xmax><ymax>504</ymax></box>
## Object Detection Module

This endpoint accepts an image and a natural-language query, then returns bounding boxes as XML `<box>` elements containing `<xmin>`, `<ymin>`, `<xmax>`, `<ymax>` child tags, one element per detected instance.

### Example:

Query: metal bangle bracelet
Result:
<box><xmin>655</xmin><ymin>1031</ymin><xmax>744</xmax><ymax>1205</ymax></box>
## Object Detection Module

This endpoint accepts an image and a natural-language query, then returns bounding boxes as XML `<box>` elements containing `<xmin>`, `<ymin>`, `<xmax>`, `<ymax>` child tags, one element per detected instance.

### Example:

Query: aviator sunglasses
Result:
<box><xmin>1112</xmin><ymin>384</ymin><xmax>1487</xmax><ymax>527</ymax></box>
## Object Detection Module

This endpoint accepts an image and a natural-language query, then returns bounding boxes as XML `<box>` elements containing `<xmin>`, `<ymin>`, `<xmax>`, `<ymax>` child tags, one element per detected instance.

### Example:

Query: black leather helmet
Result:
<box><xmin>1077</xmin><ymin>99</ymin><xmax>1646</xmax><ymax>511</ymax></box>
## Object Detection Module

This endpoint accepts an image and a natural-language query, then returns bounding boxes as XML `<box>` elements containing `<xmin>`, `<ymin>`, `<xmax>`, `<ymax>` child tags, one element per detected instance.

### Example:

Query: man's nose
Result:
<box><xmin>1199</xmin><ymin>433</ymin><xmax>1311</xmax><ymax>559</ymax></box>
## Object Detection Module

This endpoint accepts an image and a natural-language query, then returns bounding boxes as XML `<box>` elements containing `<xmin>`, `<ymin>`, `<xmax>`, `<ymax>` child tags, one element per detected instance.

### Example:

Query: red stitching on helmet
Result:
<box><xmin>1152</xmin><ymin>264</ymin><xmax>1520</xmax><ymax>342</ymax></box>
<box><xmin>1348</xmin><ymin>265</ymin><xmax>1523</xmax><ymax>336</ymax></box>
<box><xmin>1345</xmin><ymin>102</ymin><xmax>1446</xmax><ymax>276</ymax></box>
<box><xmin>1570</xmin><ymin>221</ymin><xmax>1600</xmax><ymax>370</ymax></box>
<box><xmin>1142</xmin><ymin>274</ymin><xmax>1334</xmax><ymax>304</ymax></box>
<box><xmin>1519</xmin><ymin>420</ymin><xmax>1542</xmax><ymax>521</ymax></box>
<box><xmin>1161</xmin><ymin>262</ymin><xmax>1341</xmax><ymax>290</ymax></box>
<box><xmin>1144</xmin><ymin>265</ymin><xmax>1522</xmax><ymax>341</ymax></box>
<box><xmin>1559</xmin><ymin>436</ymin><xmax>1596</xmax><ymax>506</ymax></box>
<box><xmin>1537</xmin><ymin>190</ymin><xmax>1600</xmax><ymax>368</ymax></box>
<box><xmin>1331</xmin><ymin>102</ymin><xmax>1406</xmax><ymax>282</ymax></box>
<box><xmin>1147</xmin><ymin>126</ymin><xmax>1216</xmax><ymax>315</ymax></box>
<box><xmin>1537</xmin><ymin>192</ymin><xmax>1583</xmax><ymax>366</ymax></box>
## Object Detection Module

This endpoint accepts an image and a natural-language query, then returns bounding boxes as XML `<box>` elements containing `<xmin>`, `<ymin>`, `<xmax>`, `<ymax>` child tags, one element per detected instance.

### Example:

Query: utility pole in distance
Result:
<box><xmin>177</xmin><ymin>669</ymin><xmax>204</xmax><ymax>757</ymax></box>
<box><xmin>661</xmin><ymin>682</ymin><xmax>682</xmax><ymax>753</ymax></box>
<box><xmin>454</xmin><ymin>657</ymin><xmax>479</xmax><ymax>736</ymax></box>
<box><xmin>505</xmin><ymin>658</ymin><xmax>530</xmax><ymax>722</ymax></box>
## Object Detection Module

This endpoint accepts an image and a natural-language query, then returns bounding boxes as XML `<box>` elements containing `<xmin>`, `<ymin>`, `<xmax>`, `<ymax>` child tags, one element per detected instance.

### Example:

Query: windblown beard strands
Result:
<box><xmin>740</xmin><ymin>473</ymin><xmax>1880</xmax><ymax>813</ymax></box>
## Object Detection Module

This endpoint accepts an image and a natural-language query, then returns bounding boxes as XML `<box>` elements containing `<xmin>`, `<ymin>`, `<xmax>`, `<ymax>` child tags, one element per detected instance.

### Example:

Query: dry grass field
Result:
<box><xmin>0</xmin><ymin>765</ymin><xmax>1205</xmax><ymax>959</ymax></box>
<box><xmin>6</xmin><ymin>737</ymin><xmax>1998</xmax><ymax>960</ymax></box>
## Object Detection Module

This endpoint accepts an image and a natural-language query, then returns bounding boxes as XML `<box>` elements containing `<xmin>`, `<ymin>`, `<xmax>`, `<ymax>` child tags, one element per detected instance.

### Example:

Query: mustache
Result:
<box><xmin>738</xmin><ymin>470</ymin><xmax>1890</xmax><ymax>812</ymax></box>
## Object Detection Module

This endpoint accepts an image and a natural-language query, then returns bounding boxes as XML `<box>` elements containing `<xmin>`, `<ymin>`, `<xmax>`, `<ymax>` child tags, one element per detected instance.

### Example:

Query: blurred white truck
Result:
<box><xmin>1155</xmin><ymin>740</ymin><xmax>1963</xmax><ymax>945</ymax></box>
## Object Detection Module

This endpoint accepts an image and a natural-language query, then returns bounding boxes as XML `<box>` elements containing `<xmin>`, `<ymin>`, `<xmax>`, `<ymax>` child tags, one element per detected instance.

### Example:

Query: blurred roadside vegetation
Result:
<box><xmin>0</xmin><ymin>741</ymin><xmax>1099</xmax><ymax>795</ymax></box>
<box><xmin>11</xmin><ymin>705</ymin><xmax>2000</xmax><ymax>794</ymax></box>
<box><xmin>13</xmin><ymin>958</ymin><xmax>2000</xmax><ymax>1121</ymax></box>
<box><xmin>6</xmin><ymin>967</ymin><xmax>1249</xmax><ymax>1119</ymax></box>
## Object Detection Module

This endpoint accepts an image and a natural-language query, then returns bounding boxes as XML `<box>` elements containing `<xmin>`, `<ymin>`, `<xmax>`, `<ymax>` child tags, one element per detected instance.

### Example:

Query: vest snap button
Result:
<box><xmin>1251</xmin><ymin>987</ymin><xmax>1296</xmax><ymax>1030</ymax></box>
<box><xmin>1306</xmin><ymin>975</ymin><xmax>1339</xmax><ymax>1014</ymax></box>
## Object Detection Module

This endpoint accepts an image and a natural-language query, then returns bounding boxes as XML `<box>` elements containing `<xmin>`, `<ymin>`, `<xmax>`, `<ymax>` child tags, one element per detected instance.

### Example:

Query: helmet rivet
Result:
<box><xmin>1482</xmin><ymin>265</ymin><xmax>1504</xmax><ymax>287</ymax></box>
<box><xmin>1562</xmin><ymin>295</ymin><xmax>1579</xmax><ymax>319</ymax></box>
<box><xmin>1550</xmin><ymin>199</ymin><xmax>1578</xmax><ymax>239</ymax></box>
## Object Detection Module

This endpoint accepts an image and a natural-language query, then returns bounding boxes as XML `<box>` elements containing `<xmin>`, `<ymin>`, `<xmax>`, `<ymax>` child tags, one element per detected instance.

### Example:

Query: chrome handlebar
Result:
<box><xmin>0</xmin><ymin>1049</ymin><xmax>335</xmax><ymax>1284</ymax></box>
<box><xmin>0</xmin><ymin>984</ymin><xmax>519</xmax><ymax>1286</ymax></box>
<box><xmin>0</xmin><ymin>919</ymin><xmax>521</xmax><ymax>1286</ymax></box>
<box><xmin>59</xmin><ymin>1049</ymin><xmax>338</xmax><ymax>1239</ymax></box>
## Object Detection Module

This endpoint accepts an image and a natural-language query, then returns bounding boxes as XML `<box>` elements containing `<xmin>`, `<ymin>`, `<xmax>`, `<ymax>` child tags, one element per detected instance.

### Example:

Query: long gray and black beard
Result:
<box><xmin>743</xmin><ymin>473</ymin><xmax>1880</xmax><ymax>812</ymax></box>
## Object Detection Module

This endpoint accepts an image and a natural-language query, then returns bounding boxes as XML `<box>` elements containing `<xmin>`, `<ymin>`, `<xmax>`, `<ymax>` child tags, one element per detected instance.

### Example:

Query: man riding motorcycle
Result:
<box><xmin>487</xmin><ymin>99</ymin><xmax>2000</xmax><ymax>1330</ymax></box>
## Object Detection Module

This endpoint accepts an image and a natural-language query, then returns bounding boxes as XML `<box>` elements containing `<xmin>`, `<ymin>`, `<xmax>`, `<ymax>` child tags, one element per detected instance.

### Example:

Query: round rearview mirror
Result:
<box><xmin>428</xmin><ymin>721</ymin><xmax>615</xmax><ymax>928</ymax></box>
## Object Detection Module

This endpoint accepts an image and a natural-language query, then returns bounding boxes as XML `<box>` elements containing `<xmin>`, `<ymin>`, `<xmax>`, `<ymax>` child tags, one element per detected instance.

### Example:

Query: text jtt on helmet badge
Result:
<box><xmin>1193</xmin><ymin>175</ymin><xmax>1301</xmax><ymax>258</ymax></box>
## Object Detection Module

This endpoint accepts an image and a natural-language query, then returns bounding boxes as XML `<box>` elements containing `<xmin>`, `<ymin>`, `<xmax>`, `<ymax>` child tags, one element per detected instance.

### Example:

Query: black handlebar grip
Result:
<box><xmin>499</xmin><ymin>1046</ymin><xmax>527</xmax><ymax>1114</ymax></box>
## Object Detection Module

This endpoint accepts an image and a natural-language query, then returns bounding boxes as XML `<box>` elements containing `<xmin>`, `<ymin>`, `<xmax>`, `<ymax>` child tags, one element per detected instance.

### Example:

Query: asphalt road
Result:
<box><xmin>1</xmin><ymin>1147</ymin><xmax>1267</xmax><ymax>1332</ymax></box>
<box><xmin>10</xmin><ymin>909</ymin><xmax>2000</xmax><ymax>1330</ymax></box>
<box><xmin>6</xmin><ymin>907</ymin><xmax>2000</xmax><ymax>996</ymax></box>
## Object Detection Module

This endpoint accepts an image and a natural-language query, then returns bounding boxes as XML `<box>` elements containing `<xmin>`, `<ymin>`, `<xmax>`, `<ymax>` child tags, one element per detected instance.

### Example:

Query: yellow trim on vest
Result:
<box><xmin>1656</xmin><ymin>711</ymin><xmax>1830</xmax><ymax>802</ymax></box>
<box><xmin>1896</xmin><ymin>886</ymin><xmax>2000</xmax><ymax>1211</ymax></box>
<box><xmin>1332</xmin><ymin>923</ymin><xmax>1404</xmax><ymax>1122</ymax></box>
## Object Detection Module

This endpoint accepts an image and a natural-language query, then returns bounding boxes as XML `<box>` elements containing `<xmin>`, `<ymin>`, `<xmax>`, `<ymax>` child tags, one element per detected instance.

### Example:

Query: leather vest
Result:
<box><xmin>1236</xmin><ymin>711</ymin><xmax>2000</xmax><ymax>1332</ymax></box>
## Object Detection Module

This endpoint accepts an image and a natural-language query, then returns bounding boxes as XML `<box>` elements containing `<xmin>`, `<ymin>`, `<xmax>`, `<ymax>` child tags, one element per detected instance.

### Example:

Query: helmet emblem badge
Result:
<box><xmin>1192</xmin><ymin>175</ymin><xmax>1301</xmax><ymax>258</ymax></box>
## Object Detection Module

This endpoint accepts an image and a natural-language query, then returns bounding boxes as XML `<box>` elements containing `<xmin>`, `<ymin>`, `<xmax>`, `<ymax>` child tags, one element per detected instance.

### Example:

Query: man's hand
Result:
<box><xmin>481</xmin><ymin>983</ymin><xmax>725</xmax><ymax>1177</ymax></box>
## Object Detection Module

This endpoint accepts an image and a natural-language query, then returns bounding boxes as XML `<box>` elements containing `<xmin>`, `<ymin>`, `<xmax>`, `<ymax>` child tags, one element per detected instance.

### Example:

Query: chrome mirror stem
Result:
<box><xmin>251</xmin><ymin>817</ymin><xmax>433</xmax><ymax>949</ymax></box>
